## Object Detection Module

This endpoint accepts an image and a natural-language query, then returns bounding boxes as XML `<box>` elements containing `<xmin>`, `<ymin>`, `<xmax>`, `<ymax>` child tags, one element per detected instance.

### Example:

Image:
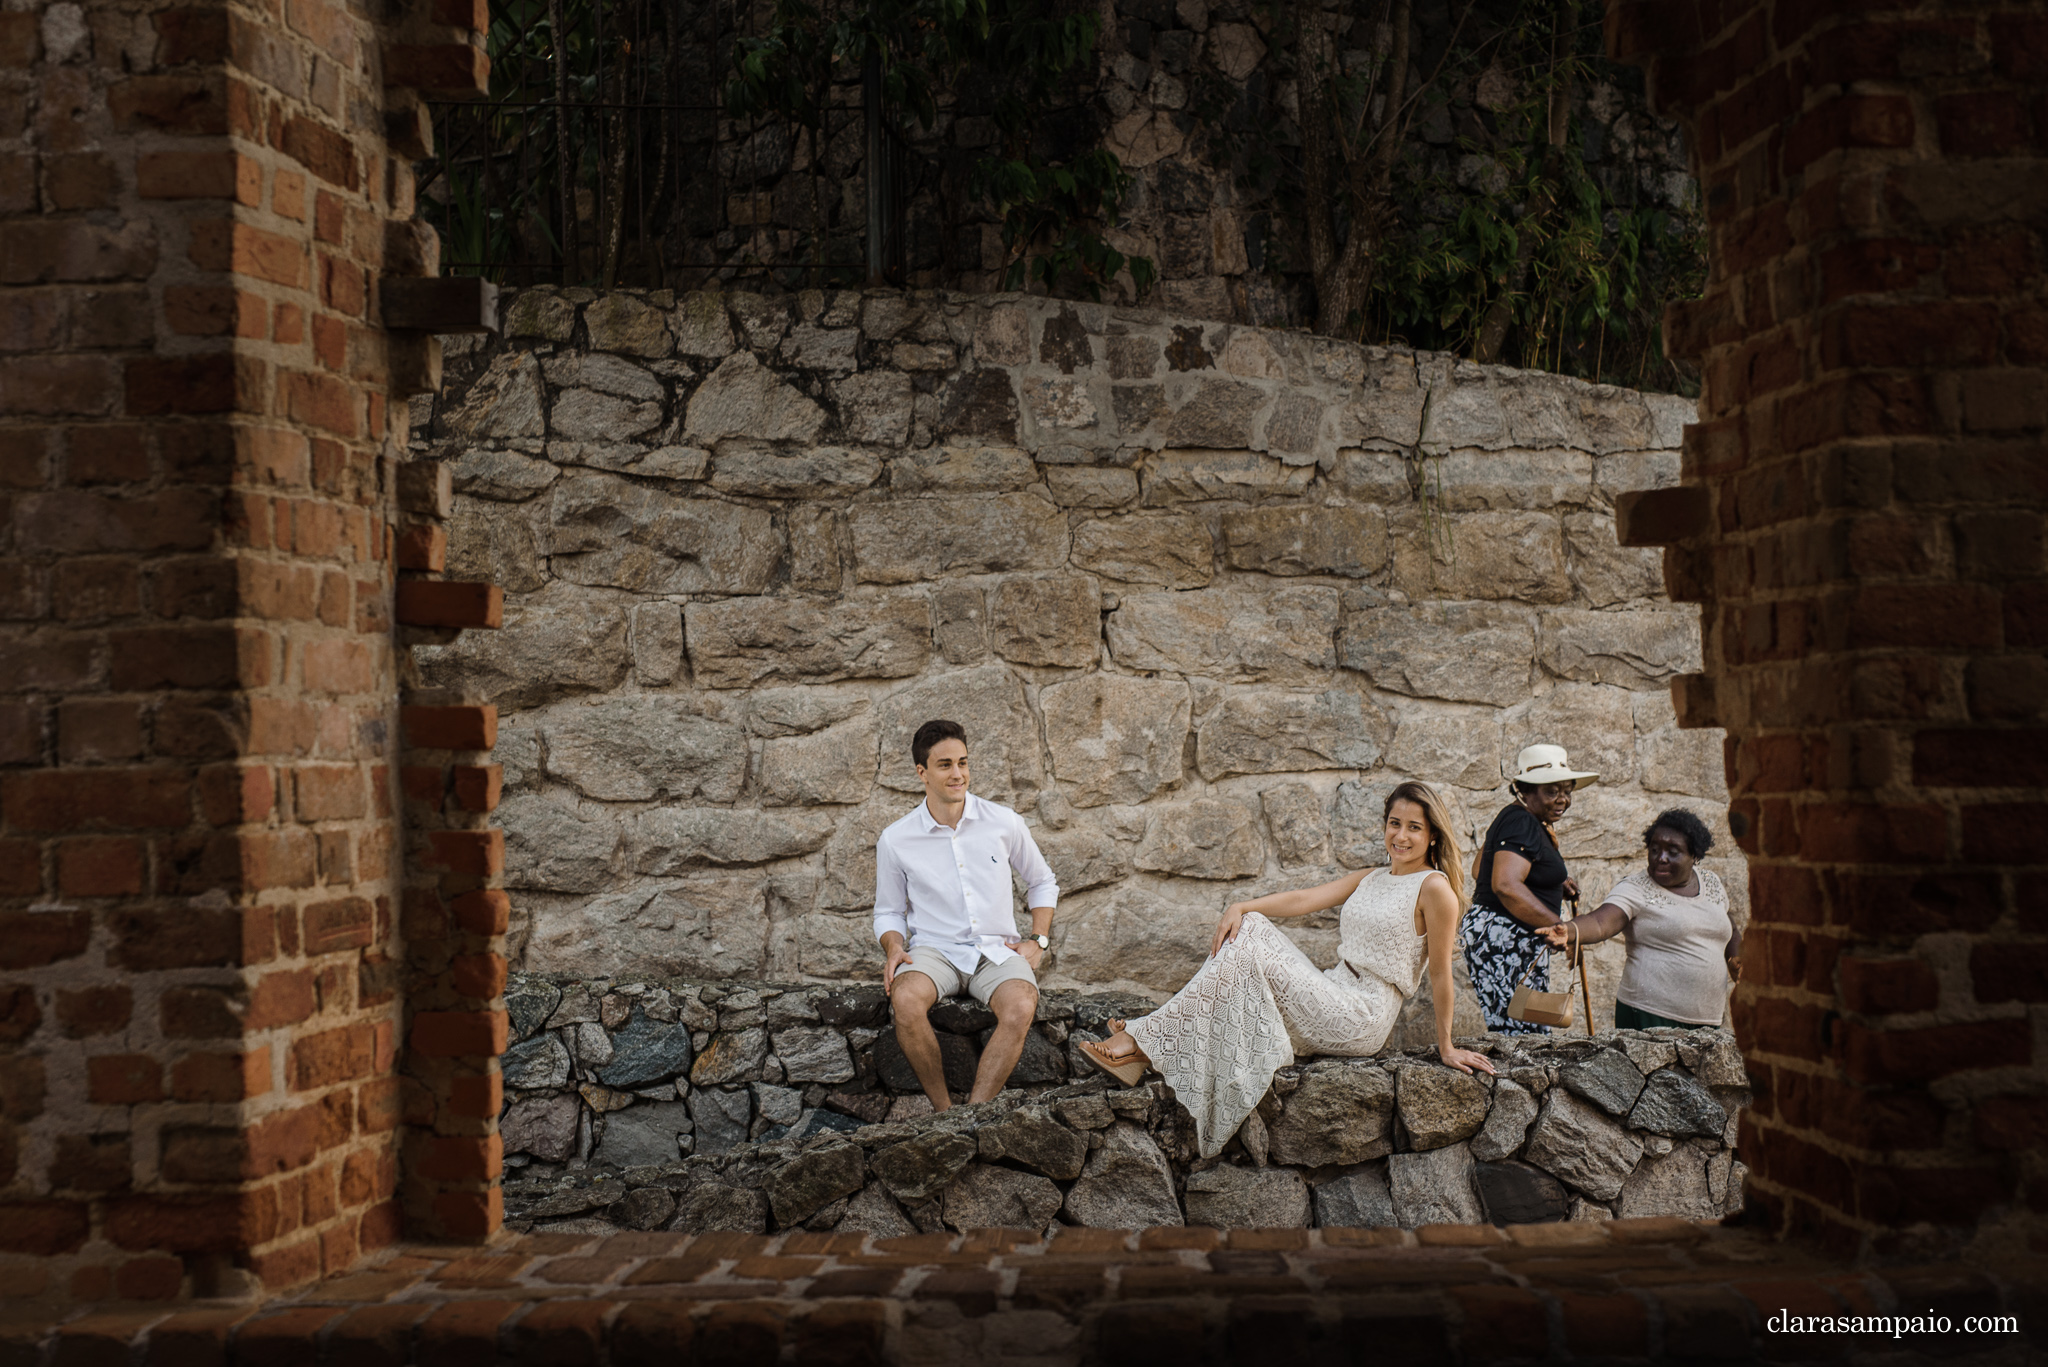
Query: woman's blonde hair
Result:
<box><xmin>1383</xmin><ymin>781</ymin><xmax>1467</xmax><ymax>904</ymax></box>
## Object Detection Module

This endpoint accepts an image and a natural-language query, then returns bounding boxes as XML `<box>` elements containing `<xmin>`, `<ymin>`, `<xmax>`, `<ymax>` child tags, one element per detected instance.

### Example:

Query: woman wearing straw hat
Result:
<box><xmin>1461</xmin><ymin>744</ymin><xmax>1597</xmax><ymax>1036</ymax></box>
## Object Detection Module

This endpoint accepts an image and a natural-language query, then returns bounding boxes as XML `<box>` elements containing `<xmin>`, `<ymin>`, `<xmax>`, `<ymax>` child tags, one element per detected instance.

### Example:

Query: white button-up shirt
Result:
<box><xmin>873</xmin><ymin>793</ymin><xmax>1059</xmax><ymax>974</ymax></box>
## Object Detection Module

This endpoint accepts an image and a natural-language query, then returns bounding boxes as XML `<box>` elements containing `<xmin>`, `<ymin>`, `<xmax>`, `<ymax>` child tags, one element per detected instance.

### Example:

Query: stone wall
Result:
<box><xmin>498</xmin><ymin>973</ymin><xmax>1750</xmax><ymax>1235</ymax></box>
<box><xmin>413</xmin><ymin>288</ymin><xmax>1736</xmax><ymax>1040</ymax></box>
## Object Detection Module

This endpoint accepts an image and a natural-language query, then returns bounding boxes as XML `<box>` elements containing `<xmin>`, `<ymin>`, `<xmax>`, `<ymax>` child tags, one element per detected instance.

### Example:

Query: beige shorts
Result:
<box><xmin>899</xmin><ymin>945</ymin><xmax>1037</xmax><ymax>1005</ymax></box>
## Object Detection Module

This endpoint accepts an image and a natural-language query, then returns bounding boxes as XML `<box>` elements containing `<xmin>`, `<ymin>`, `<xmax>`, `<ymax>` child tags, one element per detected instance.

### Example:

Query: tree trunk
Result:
<box><xmin>1297</xmin><ymin>2</ymin><xmax>1347</xmax><ymax>334</ymax></box>
<box><xmin>1304</xmin><ymin>0</ymin><xmax>1412</xmax><ymax>339</ymax></box>
<box><xmin>1472</xmin><ymin>18</ymin><xmax>1575</xmax><ymax>364</ymax></box>
<box><xmin>549</xmin><ymin>0</ymin><xmax>577</xmax><ymax>279</ymax></box>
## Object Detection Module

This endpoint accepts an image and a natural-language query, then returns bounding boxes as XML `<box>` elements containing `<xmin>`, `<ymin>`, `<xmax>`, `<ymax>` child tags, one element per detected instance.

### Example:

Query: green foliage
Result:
<box><xmin>422</xmin><ymin>0</ymin><xmax>670</xmax><ymax>284</ymax></box>
<box><xmin>1233</xmin><ymin>0</ymin><xmax>1703</xmax><ymax>391</ymax></box>
<box><xmin>725</xmin><ymin>0</ymin><xmax>1155</xmax><ymax>299</ymax></box>
<box><xmin>973</xmin><ymin>147</ymin><xmax>1156</xmax><ymax>298</ymax></box>
<box><xmin>1367</xmin><ymin>82</ymin><xmax>1705</xmax><ymax>391</ymax></box>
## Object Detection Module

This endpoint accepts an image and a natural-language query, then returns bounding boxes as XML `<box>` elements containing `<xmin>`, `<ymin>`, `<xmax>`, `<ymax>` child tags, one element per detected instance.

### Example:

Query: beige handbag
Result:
<box><xmin>1508</xmin><ymin>915</ymin><xmax>1582</xmax><ymax>1029</ymax></box>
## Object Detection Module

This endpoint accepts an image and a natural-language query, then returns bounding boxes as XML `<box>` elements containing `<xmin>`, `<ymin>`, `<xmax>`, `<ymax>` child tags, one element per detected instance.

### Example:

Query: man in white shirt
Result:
<box><xmin>874</xmin><ymin>719</ymin><xmax>1058</xmax><ymax>1112</ymax></box>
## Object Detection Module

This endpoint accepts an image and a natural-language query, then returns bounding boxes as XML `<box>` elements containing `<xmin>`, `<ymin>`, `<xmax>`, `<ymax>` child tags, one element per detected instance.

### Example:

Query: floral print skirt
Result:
<box><xmin>1460</xmin><ymin>903</ymin><xmax>1552</xmax><ymax>1036</ymax></box>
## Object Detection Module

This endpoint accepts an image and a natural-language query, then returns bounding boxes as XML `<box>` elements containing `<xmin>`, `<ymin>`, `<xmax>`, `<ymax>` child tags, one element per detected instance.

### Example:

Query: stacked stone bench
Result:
<box><xmin>500</xmin><ymin>974</ymin><xmax>1749</xmax><ymax>1235</ymax></box>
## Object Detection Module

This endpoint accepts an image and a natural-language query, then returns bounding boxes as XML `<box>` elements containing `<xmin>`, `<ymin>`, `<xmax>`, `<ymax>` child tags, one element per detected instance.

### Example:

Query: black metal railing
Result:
<box><xmin>419</xmin><ymin>0</ymin><xmax>911</xmax><ymax>290</ymax></box>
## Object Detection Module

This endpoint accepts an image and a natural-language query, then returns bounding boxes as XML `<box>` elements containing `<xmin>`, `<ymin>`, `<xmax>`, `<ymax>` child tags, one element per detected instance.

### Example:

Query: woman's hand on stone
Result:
<box><xmin>1440</xmin><ymin>1045</ymin><xmax>1496</xmax><ymax>1077</ymax></box>
<box><xmin>1210</xmin><ymin>905</ymin><xmax>1246</xmax><ymax>957</ymax></box>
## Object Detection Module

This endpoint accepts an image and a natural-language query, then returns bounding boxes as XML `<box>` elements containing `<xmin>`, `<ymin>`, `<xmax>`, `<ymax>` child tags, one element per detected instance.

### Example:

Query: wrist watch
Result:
<box><xmin>1026</xmin><ymin>934</ymin><xmax>1050</xmax><ymax>950</ymax></box>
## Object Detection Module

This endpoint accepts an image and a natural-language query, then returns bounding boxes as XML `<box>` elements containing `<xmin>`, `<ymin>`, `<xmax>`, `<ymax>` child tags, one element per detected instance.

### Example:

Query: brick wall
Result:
<box><xmin>1607</xmin><ymin>0</ymin><xmax>2048</xmax><ymax>1258</ymax></box>
<box><xmin>393</xmin><ymin>461</ymin><xmax>510</xmax><ymax>1241</ymax></box>
<box><xmin>0</xmin><ymin>0</ymin><xmax>494</xmax><ymax>1300</ymax></box>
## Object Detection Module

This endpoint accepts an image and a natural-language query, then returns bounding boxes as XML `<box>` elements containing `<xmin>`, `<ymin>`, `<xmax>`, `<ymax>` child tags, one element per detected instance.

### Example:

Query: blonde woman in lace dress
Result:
<box><xmin>1077</xmin><ymin>781</ymin><xmax>1496</xmax><ymax>1157</ymax></box>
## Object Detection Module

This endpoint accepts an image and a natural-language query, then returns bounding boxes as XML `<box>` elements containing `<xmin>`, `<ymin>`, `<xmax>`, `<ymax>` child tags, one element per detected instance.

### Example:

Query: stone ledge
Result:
<box><xmin>500</xmin><ymin>975</ymin><xmax>1751</xmax><ymax>1238</ymax></box>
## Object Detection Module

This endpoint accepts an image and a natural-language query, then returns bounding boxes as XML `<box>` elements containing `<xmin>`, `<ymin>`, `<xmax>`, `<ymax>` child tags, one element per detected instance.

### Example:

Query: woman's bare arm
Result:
<box><xmin>1235</xmin><ymin>870</ymin><xmax>1373</xmax><ymax>920</ymax></box>
<box><xmin>1210</xmin><ymin>869</ymin><xmax>1372</xmax><ymax>956</ymax></box>
<box><xmin>1492</xmin><ymin>850</ymin><xmax>1564</xmax><ymax>929</ymax></box>
<box><xmin>1420</xmin><ymin>874</ymin><xmax>1494</xmax><ymax>1076</ymax></box>
<box><xmin>1538</xmin><ymin>902</ymin><xmax>1628</xmax><ymax>949</ymax></box>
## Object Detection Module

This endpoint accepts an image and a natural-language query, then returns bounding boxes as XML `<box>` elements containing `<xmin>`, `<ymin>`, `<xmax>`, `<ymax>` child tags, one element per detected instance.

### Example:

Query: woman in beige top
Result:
<box><xmin>1539</xmin><ymin>808</ymin><xmax>1742</xmax><ymax>1029</ymax></box>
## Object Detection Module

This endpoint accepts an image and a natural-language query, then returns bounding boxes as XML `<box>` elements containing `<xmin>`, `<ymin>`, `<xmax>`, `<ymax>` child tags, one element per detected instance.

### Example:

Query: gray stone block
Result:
<box><xmin>595</xmin><ymin>1102</ymin><xmax>693</xmax><ymax>1168</ymax></box>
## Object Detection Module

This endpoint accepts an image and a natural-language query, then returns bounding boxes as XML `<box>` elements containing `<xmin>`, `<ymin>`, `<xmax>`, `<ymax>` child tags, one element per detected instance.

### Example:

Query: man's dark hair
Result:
<box><xmin>1644</xmin><ymin>808</ymin><xmax>1714</xmax><ymax>859</ymax></box>
<box><xmin>912</xmin><ymin>719</ymin><xmax>967</xmax><ymax>768</ymax></box>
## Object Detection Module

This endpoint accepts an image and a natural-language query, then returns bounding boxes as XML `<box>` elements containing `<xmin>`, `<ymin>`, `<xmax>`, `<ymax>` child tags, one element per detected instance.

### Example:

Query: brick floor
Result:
<box><xmin>0</xmin><ymin>1221</ymin><xmax>2040</xmax><ymax>1364</ymax></box>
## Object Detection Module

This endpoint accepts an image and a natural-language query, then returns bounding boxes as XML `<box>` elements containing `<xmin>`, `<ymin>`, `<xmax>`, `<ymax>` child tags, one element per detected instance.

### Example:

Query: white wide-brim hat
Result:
<box><xmin>1513</xmin><ymin>744</ymin><xmax>1598</xmax><ymax>790</ymax></box>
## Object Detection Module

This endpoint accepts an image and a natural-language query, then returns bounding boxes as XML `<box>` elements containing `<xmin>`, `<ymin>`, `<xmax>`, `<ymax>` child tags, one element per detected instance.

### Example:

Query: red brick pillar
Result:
<box><xmin>1609</xmin><ymin>1</ymin><xmax>2047</xmax><ymax>1256</ymax></box>
<box><xmin>0</xmin><ymin>0</ymin><xmax>489</xmax><ymax>1297</ymax></box>
<box><xmin>392</xmin><ymin>466</ymin><xmax>510</xmax><ymax>1240</ymax></box>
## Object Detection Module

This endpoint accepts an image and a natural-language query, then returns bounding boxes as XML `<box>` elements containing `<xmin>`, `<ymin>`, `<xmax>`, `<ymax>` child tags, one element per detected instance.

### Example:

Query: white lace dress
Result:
<box><xmin>1123</xmin><ymin>869</ymin><xmax>1435</xmax><ymax>1158</ymax></box>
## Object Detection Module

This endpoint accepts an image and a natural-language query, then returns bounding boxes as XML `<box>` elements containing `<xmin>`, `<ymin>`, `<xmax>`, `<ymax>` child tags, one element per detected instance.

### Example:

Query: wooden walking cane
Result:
<box><xmin>1568</xmin><ymin>896</ymin><xmax>1595</xmax><ymax>1036</ymax></box>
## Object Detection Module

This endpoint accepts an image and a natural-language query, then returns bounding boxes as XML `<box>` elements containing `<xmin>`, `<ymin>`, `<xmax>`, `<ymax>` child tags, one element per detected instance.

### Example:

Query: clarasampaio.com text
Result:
<box><xmin>1768</xmin><ymin>1314</ymin><xmax>2019</xmax><ymax>1337</ymax></box>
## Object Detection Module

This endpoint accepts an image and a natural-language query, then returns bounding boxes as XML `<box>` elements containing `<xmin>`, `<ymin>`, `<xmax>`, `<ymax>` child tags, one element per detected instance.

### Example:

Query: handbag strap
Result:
<box><xmin>1513</xmin><ymin>919</ymin><xmax>1581</xmax><ymax>989</ymax></box>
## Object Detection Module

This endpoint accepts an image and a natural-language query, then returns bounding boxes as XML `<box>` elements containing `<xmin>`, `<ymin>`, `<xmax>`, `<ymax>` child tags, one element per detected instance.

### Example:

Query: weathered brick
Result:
<box><xmin>383</xmin><ymin>44</ymin><xmax>489</xmax><ymax>97</ymax></box>
<box><xmin>56</xmin><ymin>836</ymin><xmax>146</xmax><ymax>896</ymax></box>
<box><xmin>0</xmin><ymin>355</ymin><xmax>121</xmax><ymax>416</ymax></box>
<box><xmin>0</xmin><ymin>1200</ymin><xmax>89</xmax><ymax>1255</ymax></box>
<box><xmin>2</xmin><ymin>768</ymin><xmax>191</xmax><ymax>833</ymax></box>
<box><xmin>293</xmin><ymin>765</ymin><xmax>365</xmax><ymax>820</ymax></box>
<box><xmin>1970</xmin><ymin>942</ymin><xmax>2048</xmax><ymax>1004</ymax></box>
<box><xmin>424</xmin><ymin>830</ymin><xmax>503</xmax><ymax>876</ymax></box>
<box><xmin>145</xmin><ymin>1308</ymin><xmax>257</xmax><ymax>1367</ymax></box>
<box><xmin>449</xmin><ymin>888</ymin><xmax>510</xmax><ymax>935</ymax></box>
<box><xmin>302</xmin><ymin>897</ymin><xmax>373</xmax><ymax>953</ymax></box>
<box><xmin>170</xmin><ymin>1049</ymin><xmax>270</xmax><ymax>1103</ymax></box>
<box><xmin>319</xmin><ymin>253</ymin><xmax>366</xmax><ymax>315</ymax></box>
<box><xmin>0</xmin><ymin>11</ymin><xmax>41</xmax><ymax>65</ymax></box>
<box><xmin>402</xmin><ymin>704</ymin><xmax>495</xmax><ymax>750</ymax></box>
<box><xmin>448</xmin><ymin>952</ymin><xmax>506</xmax><ymax>1000</ymax></box>
<box><xmin>325</xmin><ymin>1303</ymin><xmax>431</xmax><ymax>1367</ymax></box>
<box><xmin>1841</xmin><ymin>1020</ymin><xmax>2031</xmax><ymax>1085</ymax></box>
<box><xmin>394</xmin><ymin>524</ymin><xmax>446</xmax><ymax>572</ymax></box>
<box><xmin>44</xmin><ymin>154</ymin><xmax>119</xmax><ymax>210</ymax></box>
<box><xmin>126</xmin><ymin>355</ymin><xmax>267</xmax><ymax>417</ymax></box>
<box><xmin>1936</xmin><ymin>92</ymin><xmax>2031</xmax><ymax>157</ymax></box>
<box><xmin>395</xmin><ymin>581</ymin><xmax>501</xmax><ymax>630</ymax></box>
<box><xmin>416</xmin><ymin>1298</ymin><xmax>518</xmax><ymax>1367</ymax></box>
<box><xmin>278</xmin><ymin>370</ymin><xmax>357</xmax><ymax>436</ymax></box>
<box><xmin>449</xmin><ymin>765</ymin><xmax>501</xmax><ymax>813</ymax></box>
<box><xmin>187</xmin><ymin>219</ymin><xmax>307</xmax><ymax>288</ymax></box>
<box><xmin>87</xmin><ymin>1054</ymin><xmax>163</xmax><ymax>1104</ymax></box>
<box><xmin>164</xmin><ymin>286</ymin><xmax>268</xmax><ymax>338</ymax></box>
<box><xmin>109</xmin><ymin>73</ymin><xmax>231</xmax><ymax>134</ymax></box>
<box><xmin>409</xmin><ymin>1010</ymin><xmax>506</xmax><ymax>1057</ymax></box>
<box><xmin>1838</xmin><ymin>957</ymin><xmax>1939</xmax><ymax>1014</ymax></box>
